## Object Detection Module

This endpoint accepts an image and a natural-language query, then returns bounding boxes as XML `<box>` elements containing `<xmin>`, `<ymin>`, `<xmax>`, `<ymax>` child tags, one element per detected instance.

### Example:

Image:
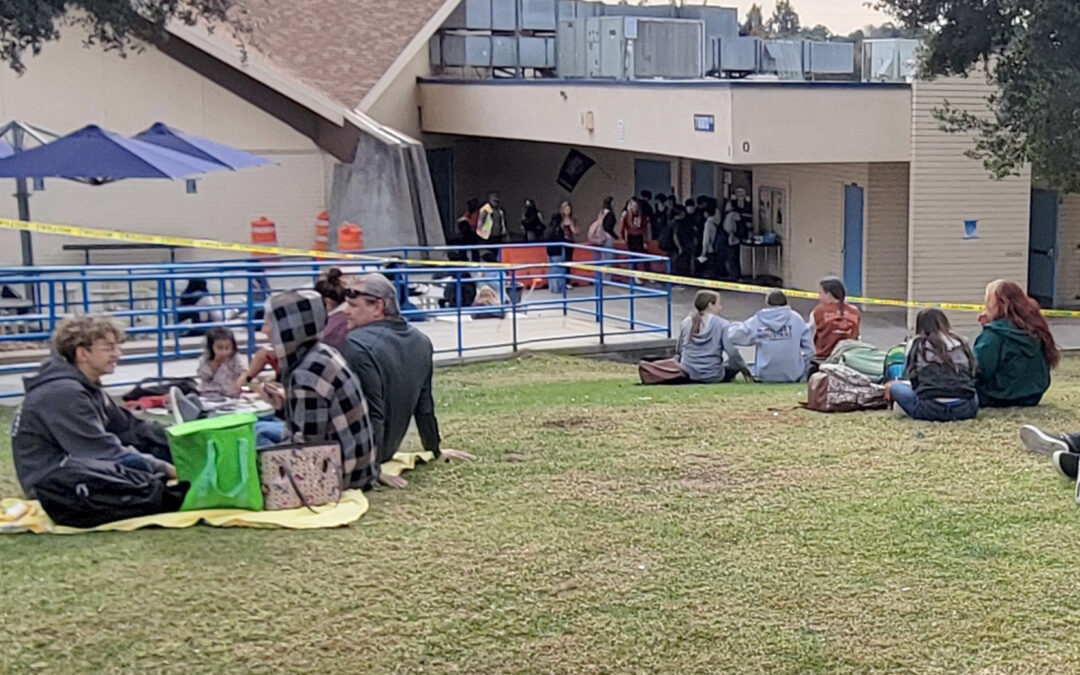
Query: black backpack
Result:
<box><xmin>121</xmin><ymin>377</ymin><xmax>198</xmax><ymax>402</ymax></box>
<box><xmin>34</xmin><ymin>457</ymin><xmax>184</xmax><ymax>528</ymax></box>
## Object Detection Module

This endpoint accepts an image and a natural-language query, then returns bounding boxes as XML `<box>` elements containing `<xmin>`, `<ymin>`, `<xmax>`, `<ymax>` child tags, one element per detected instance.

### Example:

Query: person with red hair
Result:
<box><xmin>973</xmin><ymin>280</ymin><xmax>1060</xmax><ymax>407</ymax></box>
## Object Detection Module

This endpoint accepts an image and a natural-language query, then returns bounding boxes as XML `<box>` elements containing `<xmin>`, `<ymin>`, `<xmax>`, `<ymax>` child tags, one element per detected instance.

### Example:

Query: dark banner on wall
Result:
<box><xmin>556</xmin><ymin>149</ymin><xmax>595</xmax><ymax>192</ymax></box>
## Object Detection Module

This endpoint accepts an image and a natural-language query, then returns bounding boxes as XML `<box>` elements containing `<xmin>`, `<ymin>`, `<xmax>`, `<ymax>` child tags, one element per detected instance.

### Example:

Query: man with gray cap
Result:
<box><xmin>342</xmin><ymin>274</ymin><xmax>473</xmax><ymax>487</ymax></box>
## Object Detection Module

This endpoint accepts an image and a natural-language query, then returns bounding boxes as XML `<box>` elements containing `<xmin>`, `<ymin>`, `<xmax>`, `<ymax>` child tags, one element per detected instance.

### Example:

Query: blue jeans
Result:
<box><xmin>888</xmin><ymin>382</ymin><xmax>978</xmax><ymax>422</ymax></box>
<box><xmin>255</xmin><ymin>418</ymin><xmax>285</xmax><ymax>447</ymax></box>
<box><xmin>548</xmin><ymin>253</ymin><xmax>567</xmax><ymax>293</ymax></box>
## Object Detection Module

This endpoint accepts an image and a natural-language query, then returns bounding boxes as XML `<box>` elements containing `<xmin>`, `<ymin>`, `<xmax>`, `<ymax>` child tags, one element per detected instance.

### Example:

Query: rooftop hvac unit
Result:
<box><xmin>586</xmin><ymin>16</ymin><xmax>705</xmax><ymax>80</ymax></box>
<box><xmin>862</xmin><ymin>38</ymin><xmax>919</xmax><ymax>82</ymax></box>
<box><xmin>677</xmin><ymin>5</ymin><xmax>739</xmax><ymax>41</ymax></box>
<box><xmin>522</xmin><ymin>0</ymin><xmax>557</xmax><ymax>31</ymax></box>
<box><xmin>492</xmin><ymin>35</ymin><xmax>518</xmax><ymax>67</ymax></box>
<box><xmin>804</xmin><ymin>41</ymin><xmax>854</xmax><ymax>75</ymax></box>
<box><xmin>599</xmin><ymin>3</ymin><xmax>677</xmax><ymax>18</ymax></box>
<box><xmin>519</xmin><ymin>36</ymin><xmax>556</xmax><ymax>68</ymax></box>
<box><xmin>557</xmin><ymin>18</ymin><xmax>589</xmax><ymax>77</ymax></box>
<box><xmin>444</xmin><ymin>0</ymin><xmax>518</xmax><ymax>31</ymax></box>
<box><xmin>441</xmin><ymin>34</ymin><xmax>492</xmax><ymax>67</ymax></box>
<box><xmin>761</xmin><ymin>39</ymin><xmax>805</xmax><ymax>79</ymax></box>
<box><xmin>712</xmin><ymin>36</ymin><xmax>760</xmax><ymax>75</ymax></box>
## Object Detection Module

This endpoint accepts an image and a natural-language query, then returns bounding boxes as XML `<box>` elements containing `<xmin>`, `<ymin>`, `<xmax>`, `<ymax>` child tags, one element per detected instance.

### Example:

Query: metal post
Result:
<box><xmin>511</xmin><ymin>269</ymin><xmax>518</xmax><ymax>353</ymax></box>
<box><xmin>561</xmin><ymin>244</ymin><xmax>568</xmax><ymax>317</ymax></box>
<box><xmin>665</xmin><ymin>257</ymin><xmax>672</xmax><ymax>338</ymax></box>
<box><xmin>156</xmin><ymin>281</ymin><xmax>165</xmax><ymax>380</ymax></box>
<box><xmin>127</xmin><ymin>272</ymin><xmax>135</xmax><ymax>327</ymax></box>
<box><xmin>597</xmin><ymin>267</ymin><xmax>605</xmax><ymax>345</ymax></box>
<box><xmin>455</xmin><ymin>272</ymin><xmax>463</xmax><ymax>359</ymax></box>
<box><xmin>629</xmin><ymin>270</ymin><xmax>636</xmax><ymax>330</ymax></box>
<box><xmin>246</xmin><ymin>275</ymin><xmax>256</xmax><ymax>360</ymax></box>
<box><xmin>594</xmin><ymin>265</ymin><xmax>602</xmax><ymax>324</ymax></box>
<box><xmin>47</xmin><ymin>283</ymin><xmax>56</xmax><ymax>332</ymax></box>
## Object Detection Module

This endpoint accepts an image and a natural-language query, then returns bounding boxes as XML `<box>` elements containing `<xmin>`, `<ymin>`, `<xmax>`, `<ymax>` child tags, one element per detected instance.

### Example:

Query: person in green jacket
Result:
<box><xmin>973</xmin><ymin>280</ymin><xmax>1060</xmax><ymax>407</ymax></box>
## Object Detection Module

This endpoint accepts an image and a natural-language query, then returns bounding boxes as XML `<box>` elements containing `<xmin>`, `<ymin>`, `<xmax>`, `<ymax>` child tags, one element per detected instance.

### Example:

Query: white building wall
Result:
<box><xmin>0</xmin><ymin>32</ymin><xmax>335</xmax><ymax>265</ymax></box>
<box><xmin>1053</xmin><ymin>193</ymin><xmax>1080</xmax><ymax>308</ymax></box>
<box><xmin>865</xmin><ymin>163</ymin><xmax>910</xmax><ymax>301</ymax></box>
<box><xmin>753</xmin><ymin>163</ymin><xmax>869</xmax><ymax>293</ymax></box>
<box><xmin>907</xmin><ymin>75</ymin><xmax>1032</xmax><ymax>325</ymax></box>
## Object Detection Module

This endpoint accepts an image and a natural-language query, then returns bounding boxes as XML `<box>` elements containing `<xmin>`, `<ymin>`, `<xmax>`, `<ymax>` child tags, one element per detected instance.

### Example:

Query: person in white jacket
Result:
<box><xmin>727</xmin><ymin>290</ymin><xmax>813</xmax><ymax>382</ymax></box>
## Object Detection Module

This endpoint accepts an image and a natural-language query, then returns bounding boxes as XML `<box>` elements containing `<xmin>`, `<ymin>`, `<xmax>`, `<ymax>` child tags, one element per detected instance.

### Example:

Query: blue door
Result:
<box><xmin>691</xmin><ymin>162</ymin><xmax>715</xmax><ymax>199</ymax></box>
<box><xmin>843</xmin><ymin>184</ymin><xmax>864</xmax><ymax>297</ymax></box>
<box><xmin>634</xmin><ymin>159</ymin><xmax>672</xmax><ymax>199</ymax></box>
<box><xmin>1028</xmin><ymin>189</ymin><xmax>1058</xmax><ymax>307</ymax></box>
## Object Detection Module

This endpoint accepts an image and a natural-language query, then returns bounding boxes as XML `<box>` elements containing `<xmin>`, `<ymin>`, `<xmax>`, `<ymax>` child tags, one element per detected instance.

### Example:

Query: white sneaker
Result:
<box><xmin>1019</xmin><ymin>425</ymin><xmax>1070</xmax><ymax>456</ymax></box>
<box><xmin>169</xmin><ymin>387</ymin><xmax>203</xmax><ymax>424</ymax></box>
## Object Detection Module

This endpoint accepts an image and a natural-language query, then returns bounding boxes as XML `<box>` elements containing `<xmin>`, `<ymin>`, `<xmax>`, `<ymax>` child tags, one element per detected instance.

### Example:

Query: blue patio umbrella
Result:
<box><xmin>134</xmin><ymin>122</ymin><xmax>272</xmax><ymax>170</ymax></box>
<box><xmin>0</xmin><ymin>124</ymin><xmax>226</xmax><ymax>182</ymax></box>
<box><xmin>0</xmin><ymin>123</ymin><xmax>239</xmax><ymax>270</ymax></box>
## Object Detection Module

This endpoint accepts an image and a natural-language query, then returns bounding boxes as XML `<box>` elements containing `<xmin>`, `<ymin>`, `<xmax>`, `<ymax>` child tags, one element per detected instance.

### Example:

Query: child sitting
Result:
<box><xmin>727</xmin><ymin>290</ymin><xmax>813</xmax><ymax>383</ymax></box>
<box><xmin>885</xmin><ymin>309</ymin><xmax>978</xmax><ymax>422</ymax></box>
<box><xmin>197</xmin><ymin>327</ymin><xmax>247</xmax><ymax>398</ymax></box>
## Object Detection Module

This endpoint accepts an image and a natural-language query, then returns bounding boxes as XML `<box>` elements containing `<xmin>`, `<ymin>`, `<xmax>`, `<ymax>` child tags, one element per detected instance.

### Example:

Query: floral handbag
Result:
<box><xmin>256</xmin><ymin>442</ymin><xmax>342</xmax><ymax>511</ymax></box>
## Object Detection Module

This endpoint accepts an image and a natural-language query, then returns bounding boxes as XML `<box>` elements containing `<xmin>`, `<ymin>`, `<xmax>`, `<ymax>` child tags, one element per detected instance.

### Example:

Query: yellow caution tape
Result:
<box><xmin>2</xmin><ymin>217</ymin><xmax>1079</xmax><ymax>318</ymax></box>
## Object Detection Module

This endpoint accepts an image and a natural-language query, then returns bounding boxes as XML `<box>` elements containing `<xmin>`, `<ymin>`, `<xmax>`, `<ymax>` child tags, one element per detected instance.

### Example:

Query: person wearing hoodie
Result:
<box><xmin>884</xmin><ymin>309</ymin><xmax>978</xmax><ymax>421</ymax></box>
<box><xmin>12</xmin><ymin>315</ymin><xmax>175</xmax><ymax>499</ymax></box>
<box><xmin>341</xmin><ymin>274</ymin><xmax>475</xmax><ymax>488</ymax></box>
<box><xmin>974</xmin><ymin>279</ymin><xmax>1060</xmax><ymax>407</ymax></box>
<box><xmin>673</xmin><ymin>290</ymin><xmax>747</xmax><ymax>383</ymax></box>
<box><xmin>727</xmin><ymin>290</ymin><xmax>812</xmax><ymax>383</ymax></box>
<box><xmin>261</xmin><ymin>290</ymin><xmax>380</xmax><ymax>491</ymax></box>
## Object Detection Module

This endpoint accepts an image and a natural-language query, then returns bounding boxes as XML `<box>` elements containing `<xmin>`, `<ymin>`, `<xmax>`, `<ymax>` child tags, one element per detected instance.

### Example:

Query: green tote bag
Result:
<box><xmin>166</xmin><ymin>412</ymin><xmax>264</xmax><ymax>511</ymax></box>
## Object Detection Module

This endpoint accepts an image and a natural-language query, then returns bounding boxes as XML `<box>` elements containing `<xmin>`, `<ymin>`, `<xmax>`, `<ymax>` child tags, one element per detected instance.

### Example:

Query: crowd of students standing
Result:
<box><xmin>450</xmin><ymin>190</ymin><xmax>751</xmax><ymax>283</ymax></box>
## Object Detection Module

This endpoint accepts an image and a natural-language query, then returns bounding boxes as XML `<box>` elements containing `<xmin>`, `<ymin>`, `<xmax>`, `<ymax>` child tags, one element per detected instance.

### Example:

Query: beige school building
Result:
<box><xmin>0</xmin><ymin>0</ymin><xmax>1073</xmax><ymax>317</ymax></box>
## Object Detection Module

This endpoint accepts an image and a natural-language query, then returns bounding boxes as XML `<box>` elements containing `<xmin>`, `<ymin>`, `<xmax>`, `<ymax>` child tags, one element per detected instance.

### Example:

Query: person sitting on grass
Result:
<box><xmin>341</xmin><ymin>273</ymin><xmax>474</xmax><ymax>488</ymax></box>
<box><xmin>884</xmin><ymin>309</ymin><xmax>978</xmax><ymax>422</ymax></box>
<box><xmin>314</xmin><ymin>267</ymin><xmax>350</xmax><ymax>351</ymax></box>
<box><xmin>262</xmin><ymin>290</ymin><xmax>379</xmax><ymax>490</ymax></box>
<box><xmin>726</xmin><ymin>290</ymin><xmax>812</xmax><ymax>383</ymax></box>
<box><xmin>639</xmin><ymin>290</ymin><xmax>748</xmax><ymax>385</ymax></box>
<box><xmin>810</xmin><ymin>276</ymin><xmax>861</xmax><ymax>362</ymax></box>
<box><xmin>974</xmin><ymin>279</ymin><xmax>1060</xmax><ymax>408</ymax></box>
<box><xmin>197</xmin><ymin>327</ymin><xmax>247</xmax><ymax>398</ymax></box>
<box><xmin>12</xmin><ymin>316</ymin><xmax>176</xmax><ymax>499</ymax></box>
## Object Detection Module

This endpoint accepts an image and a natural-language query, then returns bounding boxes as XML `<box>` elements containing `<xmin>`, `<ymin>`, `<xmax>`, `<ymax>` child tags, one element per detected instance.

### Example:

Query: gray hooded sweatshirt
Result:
<box><xmin>727</xmin><ymin>306</ymin><xmax>813</xmax><ymax>383</ymax></box>
<box><xmin>11</xmin><ymin>357</ymin><xmax>172</xmax><ymax>499</ymax></box>
<box><xmin>675</xmin><ymin>313</ymin><xmax>742</xmax><ymax>383</ymax></box>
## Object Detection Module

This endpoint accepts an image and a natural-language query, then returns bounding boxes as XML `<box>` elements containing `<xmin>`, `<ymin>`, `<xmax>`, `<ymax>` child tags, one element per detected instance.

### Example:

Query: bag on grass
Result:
<box><xmin>825</xmin><ymin>340</ymin><xmax>887</xmax><ymax>384</ymax></box>
<box><xmin>257</xmin><ymin>442</ymin><xmax>343</xmax><ymax>511</ymax></box>
<box><xmin>638</xmin><ymin>358</ymin><xmax>687</xmax><ymax>385</ymax></box>
<box><xmin>166</xmin><ymin>412</ymin><xmax>263</xmax><ymax>511</ymax></box>
<box><xmin>883</xmin><ymin>342</ymin><xmax>907</xmax><ymax>383</ymax></box>
<box><xmin>122</xmin><ymin>377</ymin><xmax>198</xmax><ymax>402</ymax></box>
<box><xmin>804</xmin><ymin>364</ymin><xmax>887</xmax><ymax>413</ymax></box>
<box><xmin>34</xmin><ymin>456</ymin><xmax>183</xmax><ymax>528</ymax></box>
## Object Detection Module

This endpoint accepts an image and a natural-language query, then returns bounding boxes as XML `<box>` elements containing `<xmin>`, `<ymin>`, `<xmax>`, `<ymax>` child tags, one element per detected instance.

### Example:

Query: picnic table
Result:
<box><xmin>64</xmin><ymin>243</ymin><xmax>179</xmax><ymax>264</ymax></box>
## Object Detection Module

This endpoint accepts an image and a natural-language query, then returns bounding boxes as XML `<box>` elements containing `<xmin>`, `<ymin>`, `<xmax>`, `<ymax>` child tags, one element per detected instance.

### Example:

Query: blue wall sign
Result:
<box><xmin>693</xmin><ymin>114</ymin><xmax>715</xmax><ymax>133</ymax></box>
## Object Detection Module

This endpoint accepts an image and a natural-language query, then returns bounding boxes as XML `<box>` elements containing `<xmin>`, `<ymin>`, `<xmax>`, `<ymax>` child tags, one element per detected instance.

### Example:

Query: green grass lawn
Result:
<box><xmin>3</xmin><ymin>354</ymin><xmax>1080</xmax><ymax>673</ymax></box>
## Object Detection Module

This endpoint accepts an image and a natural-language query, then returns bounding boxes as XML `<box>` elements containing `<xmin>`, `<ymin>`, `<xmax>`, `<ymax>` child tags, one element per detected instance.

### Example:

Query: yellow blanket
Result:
<box><xmin>0</xmin><ymin>451</ymin><xmax>434</xmax><ymax>535</ymax></box>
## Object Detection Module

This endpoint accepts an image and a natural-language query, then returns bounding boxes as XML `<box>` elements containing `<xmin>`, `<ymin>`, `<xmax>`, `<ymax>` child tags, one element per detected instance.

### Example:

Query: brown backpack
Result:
<box><xmin>805</xmin><ymin>364</ymin><xmax>887</xmax><ymax>413</ymax></box>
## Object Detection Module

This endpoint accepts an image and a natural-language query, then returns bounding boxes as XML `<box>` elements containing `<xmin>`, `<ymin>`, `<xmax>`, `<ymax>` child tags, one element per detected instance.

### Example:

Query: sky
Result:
<box><xmin>642</xmin><ymin>0</ymin><xmax>893</xmax><ymax>36</ymax></box>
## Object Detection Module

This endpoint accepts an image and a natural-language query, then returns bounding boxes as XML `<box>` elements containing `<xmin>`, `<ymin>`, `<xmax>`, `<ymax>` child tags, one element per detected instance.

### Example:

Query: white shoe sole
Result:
<box><xmin>1019</xmin><ymin>425</ymin><xmax>1069</xmax><ymax>456</ymax></box>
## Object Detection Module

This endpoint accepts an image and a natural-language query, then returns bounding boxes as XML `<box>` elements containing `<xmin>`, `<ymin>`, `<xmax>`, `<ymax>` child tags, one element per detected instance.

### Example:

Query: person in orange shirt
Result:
<box><xmin>809</xmin><ymin>277</ymin><xmax>861</xmax><ymax>360</ymax></box>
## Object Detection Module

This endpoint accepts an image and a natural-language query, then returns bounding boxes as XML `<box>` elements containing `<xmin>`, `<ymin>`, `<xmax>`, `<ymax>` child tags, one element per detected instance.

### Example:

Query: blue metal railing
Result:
<box><xmin>0</xmin><ymin>243</ymin><xmax>672</xmax><ymax>399</ymax></box>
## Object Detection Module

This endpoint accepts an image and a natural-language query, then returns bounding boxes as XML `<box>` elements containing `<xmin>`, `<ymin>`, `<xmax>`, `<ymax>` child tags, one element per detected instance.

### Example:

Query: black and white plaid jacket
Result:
<box><xmin>270</xmin><ymin>291</ymin><xmax>378</xmax><ymax>490</ymax></box>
